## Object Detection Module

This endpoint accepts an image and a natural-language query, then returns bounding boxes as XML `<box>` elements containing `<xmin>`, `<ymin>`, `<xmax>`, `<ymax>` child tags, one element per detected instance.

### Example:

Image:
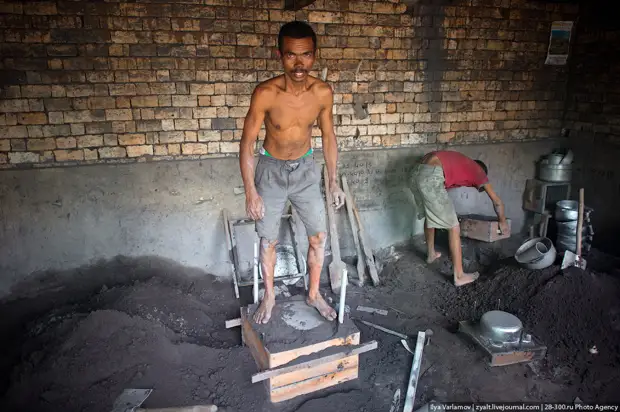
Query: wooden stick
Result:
<box><xmin>576</xmin><ymin>188</ymin><xmax>584</xmax><ymax>257</ymax></box>
<box><xmin>324</xmin><ymin>164</ymin><xmax>343</xmax><ymax>293</ymax></box>
<box><xmin>350</xmin><ymin>198</ymin><xmax>380</xmax><ymax>286</ymax></box>
<box><xmin>342</xmin><ymin>175</ymin><xmax>366</xmax><ymax>286</ymax></box>
<box><xmin>403</xmin><ymin>331</ymin><xmax>427</xmax><ymax>412</ymax></box>
<box><xmin>251</xmin><ymin>341</ymin><xmax>378</xmax><ymax>383</ymax></box>
<box><xmin>222</xmin><ymin>209</ymin><xmax>240</xmax><ymax>299</ymax></box>
<box><xmin>225</xmin><ymin>318</ymin><xmax>241</xmax><ymax>328</ymax></box>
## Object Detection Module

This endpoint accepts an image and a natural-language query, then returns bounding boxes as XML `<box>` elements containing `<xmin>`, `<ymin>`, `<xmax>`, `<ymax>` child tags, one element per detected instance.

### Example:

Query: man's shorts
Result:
<box><xmin>255</xmin><ymin>154</ymin><xmax>327</xmax><ymax>242</ymax></box>
<box><xmin>410</xmin><ymin>163</ymin><xmax>459</xmax><ymax>229</ymax></box>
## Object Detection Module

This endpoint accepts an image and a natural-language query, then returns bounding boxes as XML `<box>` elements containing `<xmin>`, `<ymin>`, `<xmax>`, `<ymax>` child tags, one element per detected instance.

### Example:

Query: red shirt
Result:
<box><xmin>433</xmin><ymin>150</ymin><xmax>489</xmax><ymax>189</ymax></box>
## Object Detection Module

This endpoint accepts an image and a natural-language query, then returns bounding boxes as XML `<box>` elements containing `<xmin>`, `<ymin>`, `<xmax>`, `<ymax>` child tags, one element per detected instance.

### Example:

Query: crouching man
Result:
<box><xmin>411</xmin><ymin>150</ymin><xmax>508</xmax><ymax>286</ymax></box>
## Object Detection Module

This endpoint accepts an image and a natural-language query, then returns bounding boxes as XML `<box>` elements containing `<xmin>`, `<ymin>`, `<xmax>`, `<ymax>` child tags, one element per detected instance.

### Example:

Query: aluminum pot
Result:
<box><xmin>555</xmin><ymin>200</ymin><xmax>579</xmax><ymax>221</ymax></box>
<box><xmin>538</xmin><ymin>163</ymin><xmax>572</xmax><ymax>182</ymax></box>
<box><xmin>515</xmin><ymin>237</ymin><xmax>556</xmax><ymax>269</ymax></box>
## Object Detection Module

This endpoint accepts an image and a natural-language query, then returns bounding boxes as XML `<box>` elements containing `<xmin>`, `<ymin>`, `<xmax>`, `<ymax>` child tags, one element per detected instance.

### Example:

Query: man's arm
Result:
<box><xmin>317</xmin><ymin>83</ymin><xmax>345</xmax><ymax>208</ymax></box>
<box><xmin>482</xmin><ymin>183</ymin><xmax>508</xmax><ymax>232</ymax></box>
<box><xmin>240</xmin><ymin>86</ymin><xmax>268</xmax><ymax>219</ymax></box>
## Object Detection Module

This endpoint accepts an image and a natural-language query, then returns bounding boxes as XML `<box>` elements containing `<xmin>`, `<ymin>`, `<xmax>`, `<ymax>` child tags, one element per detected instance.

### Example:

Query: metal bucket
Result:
<box><xmin>538</xmin><ymin>163</ymin><xmax>572</xmax><ymax>182</ymax></box>
<box><xmin>555</xmin><ymin>200</ymin><xmax>579</xmax><ymax>221</ymax></box>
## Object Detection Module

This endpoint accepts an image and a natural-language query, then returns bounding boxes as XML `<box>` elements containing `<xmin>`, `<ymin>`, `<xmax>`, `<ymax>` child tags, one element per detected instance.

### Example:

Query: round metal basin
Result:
<box><xmin>515</xmin><ymin>237</ymin><xmax>557</xmax><ymax>269</ymax></box>
<box><xmin>480</xmin><ymin>310</ymin><xmax>523</xmax><ymax>344</ymax></box>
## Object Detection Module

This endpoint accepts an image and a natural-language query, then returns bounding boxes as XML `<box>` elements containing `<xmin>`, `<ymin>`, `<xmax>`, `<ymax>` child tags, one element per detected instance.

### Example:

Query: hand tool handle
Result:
<box><xmin>576</xmin><ymin>188</ymin><xmax>584</xmax><ymax>256</ymax></box>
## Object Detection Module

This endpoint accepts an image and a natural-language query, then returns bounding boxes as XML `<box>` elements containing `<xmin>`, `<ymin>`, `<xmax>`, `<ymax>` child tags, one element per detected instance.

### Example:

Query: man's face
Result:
<box><xmin>278</xmin><ymin>36</ymin><xmax>316</xmax><ymax>82</ymax></box>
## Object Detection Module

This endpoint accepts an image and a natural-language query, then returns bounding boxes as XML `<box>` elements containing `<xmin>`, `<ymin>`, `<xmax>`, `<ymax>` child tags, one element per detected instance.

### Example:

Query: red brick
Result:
<box><xmin>182</xmin><ymin>143</ymin><xmax>209</xmax><ymax>155</ymax></box>
<box><xmin>18</xmin><ymin>113</ymin><xmax>47</xmax><ymax>125</ymax></box>
<box><xmin>127</xmin><ymin>145</ymin><xmax>153</xmax><ymax>157</ymax></box>
<box><xmin>99</xmin><ymin>146</ymin><xmax>127</xmax><ymax>158</ymax></box>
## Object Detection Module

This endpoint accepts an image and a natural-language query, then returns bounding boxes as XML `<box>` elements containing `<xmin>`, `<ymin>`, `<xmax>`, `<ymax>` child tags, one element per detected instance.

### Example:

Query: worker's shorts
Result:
<box><xmin>255</xmin><ymin>154</ymin><xmax>327</xmax><ymax>242</ymax></box>
<box><xmin>410</xmin><ymin>164</ymin><xmax>459</xmax><ymax>230</ymax></box>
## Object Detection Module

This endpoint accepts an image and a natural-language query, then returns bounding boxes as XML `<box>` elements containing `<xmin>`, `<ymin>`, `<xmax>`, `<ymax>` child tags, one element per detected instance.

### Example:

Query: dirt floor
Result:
<box><xmin>0</xmin><ymin>235</ymin><xmax>619</xmax><ymax>411</ymax></box>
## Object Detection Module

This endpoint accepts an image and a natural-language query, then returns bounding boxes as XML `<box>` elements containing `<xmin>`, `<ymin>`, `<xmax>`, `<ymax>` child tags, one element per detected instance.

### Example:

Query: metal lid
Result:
<box><xmin>480</xmin><ymin>311</ymin><xmax>523</xmax><ymax>343</ymax></box>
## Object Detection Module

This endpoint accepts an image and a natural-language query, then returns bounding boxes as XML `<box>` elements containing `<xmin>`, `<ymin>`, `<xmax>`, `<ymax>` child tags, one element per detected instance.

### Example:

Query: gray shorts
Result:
<box><xmin>411</xmin><ymin>164</ymin><xmax>459</xmax><ymax>230</ymax></box>
<box><xmin>254</xmin><ymin>154</ymin><xmax>327</xmax><ymax>242</ymax></box>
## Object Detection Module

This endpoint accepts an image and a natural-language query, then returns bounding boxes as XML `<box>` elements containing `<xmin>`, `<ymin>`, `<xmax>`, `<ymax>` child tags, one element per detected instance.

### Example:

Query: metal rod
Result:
<box><xmin>403</xmin><ymin>331</ymin><xmax>427</xmax><ymax>412</ymax></box>
<box><xmin>338</xmin><ymin>269</ymin><xmax>348</xmax><ymax>324</ymax></box>
<box><xmin>253</xmin><ymin>241</ymin><xmax>259</xmax><ymax>304</ymax></box>
<box><xmin>359</xmin><ymin>320</ymin><xmax>408</xmax><ymax>340</ymax></box>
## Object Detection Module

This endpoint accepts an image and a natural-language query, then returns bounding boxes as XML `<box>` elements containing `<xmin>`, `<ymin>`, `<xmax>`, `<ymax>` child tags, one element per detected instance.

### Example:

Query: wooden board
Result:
<box><xmin>459</xmin><ymin>215</ymin><xmax>512</xmax><ymax>243</ymax></box>
<box><xmin>252</xmin><ymin>341</ymin><xmax>377</xmax><ymax>384</ymax></box>
<box><xmin>270</xmin><ymin>354</ymin><xmax>358</xmax><ymax>390</ymax></box>
<box><xmin>270</xmin><ymin>363</ymin><xmax>358</xmax><ymax>403</ymax></box>
<box><xmin>241</xmin><ymin>296</ymin><xmax>366</xmax><ymax>403</ymax></box>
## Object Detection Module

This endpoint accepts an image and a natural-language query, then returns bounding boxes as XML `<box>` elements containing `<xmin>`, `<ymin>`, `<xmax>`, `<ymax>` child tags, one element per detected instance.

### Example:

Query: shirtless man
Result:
<box><xmin>411</xmin><ymin>150</ymin><xmax>509</xmax><ymax>286</ymax></box>
<box><xmin>239</xmin><ymin>21</ymin><xmax>345</xmax><ymax>324</ymax></box>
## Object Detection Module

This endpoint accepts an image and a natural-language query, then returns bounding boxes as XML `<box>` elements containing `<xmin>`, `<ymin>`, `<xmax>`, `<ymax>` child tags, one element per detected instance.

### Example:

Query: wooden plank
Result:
<box><xmin>323</xmin><ymin>164</ymin><xmax>343</xmax><ymax>294</ymax></box>
<box><xmin>403</xmin><ymin>331</ymin><xmax>426</xmax><ymax>412</ymax></box>
<box><xmin>269</xmin><ymin>332</ymin><xmax>360</xmax><ymax>368</ymax></box>
<box><xmin>222</xmin><ymin>209</ymin><xmax>240</xmax><ymax>299</ymax></box>
<box><xmin>350</xmin><ymin>196</ymin><xmax>380</xmax><ymax>286</ymax></box>
<box><xmin>459</xmin><ymin>215</ymin><xmax>511</xmax><ymax>243</ymax></box>
<box><xmin>342</xmin><ymin>175</ymin><xmax>366</xmax><ymax>286</ymax></box>
<box><xmin>240</xmin><ymin>310</ymin><xmax>270</xmax><ymax>370</ymax></box>
<box><xmin>270</xmin><ymin>355</ymin><xmax>358</xmax><ymax>390</ymax></box>
<box><xmin>225</xmin><ymin>318</ymin><xmax>241</xmax><ymax>328</ymax></box>
<box><xmin>270</xmin><ymin>365</ymin><xmax>358</xmax><ymax>403</ymax></box>
<box><xmin>252</xmin><ymin>340</ymin><xmax>377</xmax><ymax>383</ymax></box>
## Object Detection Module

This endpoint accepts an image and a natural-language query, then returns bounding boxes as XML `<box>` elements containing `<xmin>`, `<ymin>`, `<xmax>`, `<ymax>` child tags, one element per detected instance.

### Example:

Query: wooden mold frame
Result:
<box><xmin>240</xmin><ymin>308</ymin><xmax>373</xmax><ymax>403</ymax></box>
<box><xmin>458</xmin><ymin>321</ymin><xmax>547</xmax><ymax>367</ymax></box>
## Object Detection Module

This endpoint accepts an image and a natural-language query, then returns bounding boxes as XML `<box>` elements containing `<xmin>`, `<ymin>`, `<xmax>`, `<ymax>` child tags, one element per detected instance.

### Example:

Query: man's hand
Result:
<box><xmin>329</xmin><ymin>182</ymin><xmax>346</xmax><ymax>210</ymax></box>
<box><xmin>498</xmin><ymin>219</ymin><xmax>509</xmax><ymax>235</ymax></box>
<box><xmin>246</xmin><ymin>191</ymin><xmax>265</xmax><ymax>220</ymax></box>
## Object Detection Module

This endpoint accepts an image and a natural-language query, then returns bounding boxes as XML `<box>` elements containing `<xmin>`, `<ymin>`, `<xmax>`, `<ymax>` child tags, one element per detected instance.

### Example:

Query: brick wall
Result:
<box><xmin>0</xmin><ymin>0</ymin><xmax>578</xmax><ymax>168</ymax></box>
<box><xmin>564</xmin><ymin>3</ymin><xmax>620</xmax><ymax>144</ymax></box>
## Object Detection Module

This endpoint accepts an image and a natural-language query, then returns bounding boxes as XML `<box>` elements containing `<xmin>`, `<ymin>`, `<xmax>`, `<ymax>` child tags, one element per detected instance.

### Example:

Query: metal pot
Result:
<box><xmin>538</xmin><ymin>163</ymin><xmax>572</xmax><ymax>182</ymax></box>
<box><xmin>514</xmin><ymin>237</ymin><xmax>557</xmax><ymax>269</ymax></box>
<box><xmin>555</xmin><ymin>200</ymin><xmax>579</xmax><ymax>221</ymax></box>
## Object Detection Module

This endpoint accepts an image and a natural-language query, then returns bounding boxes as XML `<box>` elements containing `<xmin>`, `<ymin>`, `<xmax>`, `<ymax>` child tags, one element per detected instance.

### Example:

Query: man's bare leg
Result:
<box><xmin>306</xmin><ymin>233</ymin><xmax>337</xmax><ymax>321</ymax></box>
<box><xmin>448</xmin><ymin>226</ymin><xmax>479</xmax><ymax>286</ymax></box>
<box><xmin>424</xmin><ymin>220</ymin><xmax>441</xmax><ymax>263</ymax></box>
<box><xmin>253</xmin><ymin>238</ymin><xmax>277</xmax><ymax>324</ymax></box>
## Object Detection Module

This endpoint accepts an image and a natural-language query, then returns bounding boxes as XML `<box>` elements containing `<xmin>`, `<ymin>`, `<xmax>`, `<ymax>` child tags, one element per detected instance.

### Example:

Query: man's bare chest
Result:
<box><xmin>267</xmin><ymin>96</ymin><xmax>321</xmax><ymax>128</ymax></box>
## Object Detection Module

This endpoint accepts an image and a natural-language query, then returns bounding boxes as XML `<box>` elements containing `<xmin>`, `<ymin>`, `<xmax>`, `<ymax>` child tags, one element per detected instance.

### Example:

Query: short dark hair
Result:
<box><xmin>475</xmin><ymin>160</ymin><xmax>488</xmax><ymax>175</ymax></box>
<box><xmin>278</xmin><ymin>21</ymin><xmax>317</xmax><ymax>53</ymax></box>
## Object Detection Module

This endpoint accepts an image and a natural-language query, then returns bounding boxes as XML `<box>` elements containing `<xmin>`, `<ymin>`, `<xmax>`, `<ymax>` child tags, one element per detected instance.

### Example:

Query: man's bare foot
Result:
<box><xmin>253</xmin><ymin>294</ymin><xmax>275</xmax><ymax>324</ymax></box>
<box><xmin>306</xmin><ymin>293</ymin><xmax>337</xmax><ymax>321</ymax></box>
<box><xmin>454</xmin><ymin>272</ymin><xmax>479</xmax><ymax>287</ymax></box>
<box><xmin>427</xmin><ymin>251</ymin><xmax>441</xmax><ymax>264</ymax></box>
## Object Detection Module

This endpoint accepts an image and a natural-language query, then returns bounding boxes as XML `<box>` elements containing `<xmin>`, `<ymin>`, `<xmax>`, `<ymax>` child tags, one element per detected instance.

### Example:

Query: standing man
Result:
<box><xmin>411</xmin><ymin>150</ymin><xmax>508</xmax><ymax>286</ymax></box>
<box><xmin>239</xmin><ymin>21</ymin><xmax>345</xmax><ymax>324</ymax></box>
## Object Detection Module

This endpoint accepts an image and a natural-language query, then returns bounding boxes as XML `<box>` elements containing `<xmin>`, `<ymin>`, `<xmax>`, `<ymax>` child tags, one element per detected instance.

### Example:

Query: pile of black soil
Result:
<box><xmin>434</xmin><ymin>259</ymin><xmax>620</xmax><ymax>401</ymax></box>
<box><xmin>0</xmin><ymin>256</ymin><xmax>258</xmax><ymax>412</ymax></box>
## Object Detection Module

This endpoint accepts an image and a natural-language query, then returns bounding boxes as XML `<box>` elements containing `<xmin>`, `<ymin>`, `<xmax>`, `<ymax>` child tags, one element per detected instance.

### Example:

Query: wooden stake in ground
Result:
<box><xmin>348</xmin><ymin>191</ymin><xmax>380</xmax><ymax>286</ymax></box>
<box><xmin>324</xmin><ymin>164</ymin><xmax>344</xmax><ymax>294</ymax></box>
<box><xmin>403</xmin><ymin>331</ymin><xmax>427</xmax><ymax>412</ymax></box>
<box><xmin>342</xmin><ymin>175</ymin><xmax>366</xmax><ymax>286</ymax></box>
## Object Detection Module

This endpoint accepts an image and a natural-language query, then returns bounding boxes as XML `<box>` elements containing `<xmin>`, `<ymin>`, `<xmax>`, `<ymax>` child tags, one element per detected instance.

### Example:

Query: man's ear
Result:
<box><xmin>275</xmin><ymin>49</ymin><xmax>282</xmax><ymax>59</ymax></box>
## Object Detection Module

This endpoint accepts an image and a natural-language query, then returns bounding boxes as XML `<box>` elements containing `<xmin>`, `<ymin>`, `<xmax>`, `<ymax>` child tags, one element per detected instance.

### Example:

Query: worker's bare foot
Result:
<box><xmin>427</xmin><ymin>251</ymin><xmax>441</xmax><ymax>263</ymax></box>
<box><xmin>253</xmin><ymin>294</ymin><xmax>275</xmax><ymax>324</ymax></box>
<box><xmin>307</xmin><ymin>293</ymin><xmax>337</xmax><ymax>321</ymax></box>
<box><xmin>454</xmin><ymin>272</ymin><xmax>479</xmax><ymax>287</ymax></box>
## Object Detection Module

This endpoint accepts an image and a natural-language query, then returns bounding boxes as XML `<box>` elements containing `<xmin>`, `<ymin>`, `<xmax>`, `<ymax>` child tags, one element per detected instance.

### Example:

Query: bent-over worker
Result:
<box><xmin>411</xmin><ymin>150</ymin><xmax>508</xmax><ymax>286</ymax></box>
<box><xmin>239</xmin><ymin>21</ymin><xmax>345</xmax><ymax>324</ymax></box>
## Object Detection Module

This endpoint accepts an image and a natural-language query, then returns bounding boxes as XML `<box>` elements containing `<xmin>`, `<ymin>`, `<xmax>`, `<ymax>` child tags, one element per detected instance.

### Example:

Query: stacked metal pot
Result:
<box><xmin>554</xmin><ymin>200</ymin><xmax>594</xmax><ymax>256</ymax></box>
